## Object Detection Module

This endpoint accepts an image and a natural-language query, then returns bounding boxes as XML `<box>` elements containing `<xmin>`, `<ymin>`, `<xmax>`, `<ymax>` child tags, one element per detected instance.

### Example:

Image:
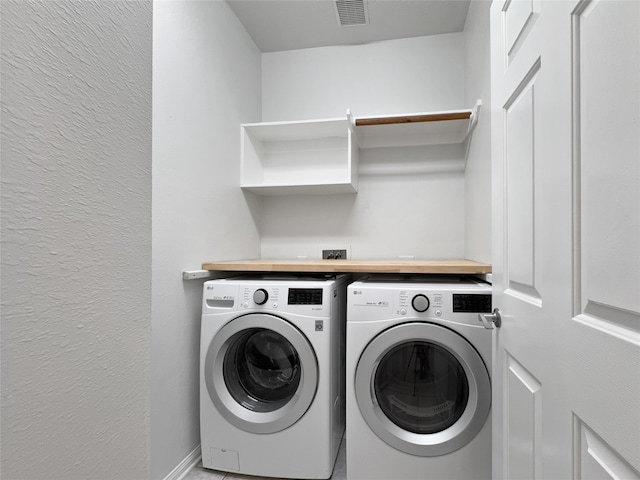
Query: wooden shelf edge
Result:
<box><xmin>355</xmin><ymin>111</ymin><xmax>472</xmax><ymax>127</ymax></box>
<box><xmin>202</xmin><ymin>259</ymin><xmax>492</xmax><ymax>275</ymax></box>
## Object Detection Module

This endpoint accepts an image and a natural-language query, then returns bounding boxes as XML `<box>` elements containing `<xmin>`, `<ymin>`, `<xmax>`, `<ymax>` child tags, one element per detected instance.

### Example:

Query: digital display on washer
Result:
<box><xmin>452</xmin><ymin>294</ymin><xmax>492</xmax><ymax>313</ymax></box>
<box><xmin>288</xmin><ymin>288</ymin><xmax>323</xmax><ymax>305</ymax></box>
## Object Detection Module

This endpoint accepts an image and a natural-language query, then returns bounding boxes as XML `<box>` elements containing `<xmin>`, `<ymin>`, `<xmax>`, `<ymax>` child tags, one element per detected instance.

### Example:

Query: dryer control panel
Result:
<box><xmin>348</xmin><ymin>278</ymin><xmax>492</xmax><ymax>325</ymax></box>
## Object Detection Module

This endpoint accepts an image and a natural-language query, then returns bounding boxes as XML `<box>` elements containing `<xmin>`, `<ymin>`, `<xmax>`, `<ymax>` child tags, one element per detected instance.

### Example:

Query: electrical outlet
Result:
<box><xmin>322</xmin><ymin>249</ymin><xmax>348</xmax><ymax>260</ymax></box>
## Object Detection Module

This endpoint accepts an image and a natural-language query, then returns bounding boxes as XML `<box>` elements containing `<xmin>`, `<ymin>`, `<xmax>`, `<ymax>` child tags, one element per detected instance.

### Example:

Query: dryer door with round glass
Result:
<box><xmin>204</xmin><ymin>313</ymin><xmax>318</xmax><ymax>434</ymax></box>
<box><xmin>354</xmin><ymin>322</ymin><xmax>490</xmax><ymax>456</ymax></box>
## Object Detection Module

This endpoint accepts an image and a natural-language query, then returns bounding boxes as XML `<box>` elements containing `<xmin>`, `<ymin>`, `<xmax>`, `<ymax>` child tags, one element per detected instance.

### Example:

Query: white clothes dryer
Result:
<box><xmin>200</xmin><ymin>274</ymin><xmax>348</xmax><ymax>479</ymax></box>
<box><xmin>346</xmin><ymin>275</ymin><xmax>492</xmax><ymax>480</ymax></box>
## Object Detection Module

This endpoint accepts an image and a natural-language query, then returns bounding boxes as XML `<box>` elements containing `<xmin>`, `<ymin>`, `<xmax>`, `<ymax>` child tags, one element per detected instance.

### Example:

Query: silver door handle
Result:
<box><xmin>478</xmin><ymin>308</ymin><xmax>502</xmax><ymax>329</ymax></box>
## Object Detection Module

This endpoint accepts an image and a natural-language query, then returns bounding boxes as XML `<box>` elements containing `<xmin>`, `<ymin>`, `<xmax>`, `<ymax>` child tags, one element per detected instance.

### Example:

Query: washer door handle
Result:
<box><xmin>478</xmin><ymin>308</ymin><xmax>502</xmax><ymax>329</ymax></box>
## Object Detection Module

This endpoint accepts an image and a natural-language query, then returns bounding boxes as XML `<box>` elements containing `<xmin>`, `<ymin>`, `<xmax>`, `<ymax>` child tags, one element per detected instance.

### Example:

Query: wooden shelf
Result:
<box><xmin>202</xmin><ymin>259</ymin><xmax>492</xmax><ymax>275</ymax></box>
<box><xmin>354</xmin><ymin>105</ymin><xmax>479</xmax><ymax>148</ymax></box>
<box><xmin>355</xmin><ymin>111</ymin><xmax>472</xmax><ymax>127</ymax></box>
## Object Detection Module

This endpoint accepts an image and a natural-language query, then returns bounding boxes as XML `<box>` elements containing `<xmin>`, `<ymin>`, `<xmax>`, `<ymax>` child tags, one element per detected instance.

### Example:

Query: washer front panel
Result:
<box><xmin>205</xmin><ymin>313</ymin><xmax>319</xmax><ymax>434</ymax></box>
<box><xmin>354</xmin><ymin>322</ymin><xmax>491</xmax><ymax>457</ymax></box>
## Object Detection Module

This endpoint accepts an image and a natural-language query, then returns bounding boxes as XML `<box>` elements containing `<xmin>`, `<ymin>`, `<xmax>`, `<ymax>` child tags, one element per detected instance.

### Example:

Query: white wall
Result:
<box><xmin>260</xmin><ymin>34</ymin><xmax>468</xmax><ymax>260</ymax></box>
<box><xmin>463</xmin><ymin>0</ymin><xmax>492</xmax><ymax>263</ymax></box>
<box><xmin>152</xmin><ymin>2</ymin><xmax>261</xmax><ymax>479</ymax></box>
<box><xmin>1</xmin><ymin>2</ymin><xmax>152</xmax><ymax>479</ymax></box>
<box><xmin>263</xmin><ymin>33</ymin><xmax>466</xmax><ymax>121</ymax></box>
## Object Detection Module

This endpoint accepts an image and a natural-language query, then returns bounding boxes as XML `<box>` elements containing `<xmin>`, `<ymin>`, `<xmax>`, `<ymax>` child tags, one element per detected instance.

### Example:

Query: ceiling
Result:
<box><xmin>227</xmin><ymin>0</ymin><xmax>472</xmax><ymax>53</ymax></box>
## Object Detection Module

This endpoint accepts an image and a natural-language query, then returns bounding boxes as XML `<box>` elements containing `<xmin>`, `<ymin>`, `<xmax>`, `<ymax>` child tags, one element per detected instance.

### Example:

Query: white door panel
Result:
<box><xmin>504</xmin><ymin>0</ymin><xmax>536</xmax><ymax>56</ymax></box>
<box><xmin>575</xmin><ymin>419</ymin><xmax>640</xmax><ymax>480</ymax></box>
<box><xmin>505</xmin><ymin>354</ymin><xmax>542</xmax><ymax>480</ymax></box>
<box><xmin>569</xmin><ymin>0</ymin><xmax>640</xmax><ymax>474</ymax></box>
<box><xmin>505</xmin><ymin>66</ymin><xmax>540</xmax><ymax>302</ymax></box>
<box><xmin>491</xmin><ymin>0</ymin><xmax>640</xmax><ymax>478</ymax></box>
<box><xmin>573</xmin><ymin>0</ymin><xmax>640</xmax><ymax>319</ymax></box>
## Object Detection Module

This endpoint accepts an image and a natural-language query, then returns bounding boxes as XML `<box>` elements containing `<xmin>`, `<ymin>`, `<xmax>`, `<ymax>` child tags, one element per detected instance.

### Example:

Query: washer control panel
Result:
<box><xmin>202</xmin><ymin>278</ymin><xmax>343</xmax><ymax>317</ymax></box>
<box><xmin>242</xmin><ymin>286</ymin><xmax>281</xmax><ymax>309</ymax></box>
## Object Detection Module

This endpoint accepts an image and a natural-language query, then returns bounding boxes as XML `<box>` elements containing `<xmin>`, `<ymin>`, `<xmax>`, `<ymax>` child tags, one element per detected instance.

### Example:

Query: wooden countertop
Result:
<box><xmin>202</xmin><ymin>259</ymin><xmax>492</xmax><ymax>274</ymax></box>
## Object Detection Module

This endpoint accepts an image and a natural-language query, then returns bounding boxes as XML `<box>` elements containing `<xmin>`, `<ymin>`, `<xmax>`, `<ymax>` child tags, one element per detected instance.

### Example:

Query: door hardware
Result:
<box><xmin>478</xmin><ymin>308</ymin><xmax>502</xmax><ymax>329</ymax></box>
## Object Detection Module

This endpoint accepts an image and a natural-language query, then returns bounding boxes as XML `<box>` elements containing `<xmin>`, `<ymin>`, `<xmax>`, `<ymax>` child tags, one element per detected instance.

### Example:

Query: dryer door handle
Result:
<box><xmin>478</xmin><ymin>308</ymin><xmax>502</xmax><ymax>329</ymax></box>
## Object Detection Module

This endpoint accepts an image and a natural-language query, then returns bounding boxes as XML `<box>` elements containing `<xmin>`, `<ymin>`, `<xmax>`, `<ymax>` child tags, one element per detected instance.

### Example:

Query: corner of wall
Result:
<box><xmin>151</xmin><ymin>1</ymin><xmax>262</xmax><ymax>479</ymax></box>
<box><xmin>463</xmin><ymin>0</ymin><xmax>493</xmax><ymax>264</ymax></box>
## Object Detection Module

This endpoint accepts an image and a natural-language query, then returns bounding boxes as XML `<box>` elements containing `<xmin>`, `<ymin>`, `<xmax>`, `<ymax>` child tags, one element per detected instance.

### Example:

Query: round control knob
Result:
<box><xmin>412</xmin><ymin>294</ymin><xmax>430</xmax><ymax>312</ymax></box>
<box><xmin>253</xmin><ymin>288</ymin><xmax>268</xmax><ymax>305</ymax></box>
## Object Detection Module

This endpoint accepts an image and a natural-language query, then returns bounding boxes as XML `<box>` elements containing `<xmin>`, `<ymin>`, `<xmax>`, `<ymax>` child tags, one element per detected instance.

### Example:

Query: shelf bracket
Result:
<box><xmin>462</xmin><ymin>99</ymin><xmax>483</xmax><ymax>170</ymax></box>
<box><xmin>346</xmin><ymin>108</ymin><xmax>356</xmax><ymax>133</ymax></box>
<box><xmin>465</xmin><ymin>99</ymin><xmax>482</xmax><ymax>140</ymax></box>
<box><xmin>182</xmin><ymin>270</ymin><xmax>215</xmax><ymax>281</ymax></box>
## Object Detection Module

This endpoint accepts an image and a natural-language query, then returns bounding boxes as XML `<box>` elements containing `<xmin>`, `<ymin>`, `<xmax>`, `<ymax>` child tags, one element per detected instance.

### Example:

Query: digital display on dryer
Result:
<box><xmin>452</xmin><ymin>294</ymin><xmax>492</xmax><ymax>313</ymax></box>
<box><xmin>288</xmin><ymin>288</ymin><xmax>323</xmax><ymax>305</ymax></box>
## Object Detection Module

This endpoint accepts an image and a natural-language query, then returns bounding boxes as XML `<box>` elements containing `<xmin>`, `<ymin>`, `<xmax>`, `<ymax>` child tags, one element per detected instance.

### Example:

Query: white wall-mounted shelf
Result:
<box><xmin>240</xmin><ymin>102</ymin><xmax>480</xmax><ymax>195</ymax></box>
<box><xmin>240</xmin><ymin>113</ymin><xmax>358</xmax><ymax>195</ymax></box>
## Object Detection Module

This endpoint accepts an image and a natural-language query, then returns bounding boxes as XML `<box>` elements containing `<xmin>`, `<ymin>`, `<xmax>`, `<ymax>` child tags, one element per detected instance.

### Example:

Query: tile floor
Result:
<box><xmin>184</xmin><ymin>437</ymin><xmax>347</xmax><ymax>480</ymax></box>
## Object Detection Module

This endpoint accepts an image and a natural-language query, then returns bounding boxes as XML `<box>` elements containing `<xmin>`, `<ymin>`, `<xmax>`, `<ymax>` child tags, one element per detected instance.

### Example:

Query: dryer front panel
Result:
<box><xmin>204</xmin><ymin>313</ymin><xmax>318</xmax><ymax>434</ymax></box>
<box><xmin>354</xmin><ymin>322</ymin><xmax>490</xmax><ymax>457</ymax></box>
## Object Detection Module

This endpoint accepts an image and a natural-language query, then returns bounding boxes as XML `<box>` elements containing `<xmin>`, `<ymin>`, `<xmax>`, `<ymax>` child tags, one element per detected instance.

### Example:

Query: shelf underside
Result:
<box><xmin>355</xmin><ymin>115</ymin><xmax>473</xmax><ymax>148</ymax></box>
<box><xmin>241</xmin><ymin>182</ymin><xmax>357</xmax><ymax>195</ymax></box>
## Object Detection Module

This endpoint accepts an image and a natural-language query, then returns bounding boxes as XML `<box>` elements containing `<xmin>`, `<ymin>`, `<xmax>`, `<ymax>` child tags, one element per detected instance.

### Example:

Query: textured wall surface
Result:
<box><xmin>152</xmin><ymin>2</ymin><xmax>261</xmax><ymax>479</ymax></box>
<box><xmin>1</xmin><ymin>1</ymin><xmax>152</xmax><ymax>479</ymax></box>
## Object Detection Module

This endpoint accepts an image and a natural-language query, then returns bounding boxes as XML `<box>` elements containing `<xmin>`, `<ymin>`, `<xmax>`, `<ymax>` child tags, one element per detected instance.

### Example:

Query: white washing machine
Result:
<box><xmin>200</xmin><ymin>274</ymin><xmax>348</xmax><ymax>479</ymax></box>
<box><xmin>346</xmin><ymin>275</ymin><xmax>492</xmax><ymax>480</ymax></box>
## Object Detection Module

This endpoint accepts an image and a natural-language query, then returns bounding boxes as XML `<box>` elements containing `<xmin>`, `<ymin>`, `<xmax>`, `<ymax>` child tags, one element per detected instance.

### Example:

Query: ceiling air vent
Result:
<box><xmin>335</xmin><ymin>0</ymin><xmax>369</xmax><ymax>27</ymax></box>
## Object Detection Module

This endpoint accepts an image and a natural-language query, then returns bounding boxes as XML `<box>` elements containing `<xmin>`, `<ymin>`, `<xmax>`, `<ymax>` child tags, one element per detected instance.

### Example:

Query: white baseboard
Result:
<box><xmin>163</xmin><ymin>444</ymin><xmax>202</xmax><ymax>480</ymax></box>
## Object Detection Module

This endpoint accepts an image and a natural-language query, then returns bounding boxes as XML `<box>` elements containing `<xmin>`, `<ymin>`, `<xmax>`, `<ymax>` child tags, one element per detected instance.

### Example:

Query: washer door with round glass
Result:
<box><xmin>355</xmin><ymin>322</ymin><xmax>490</xmax><ymax>456</ymax></box>
<box><xmin>204</xmin><ymin>313</ymin><xmax>318</xmax><ymax>434</ymax></box>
